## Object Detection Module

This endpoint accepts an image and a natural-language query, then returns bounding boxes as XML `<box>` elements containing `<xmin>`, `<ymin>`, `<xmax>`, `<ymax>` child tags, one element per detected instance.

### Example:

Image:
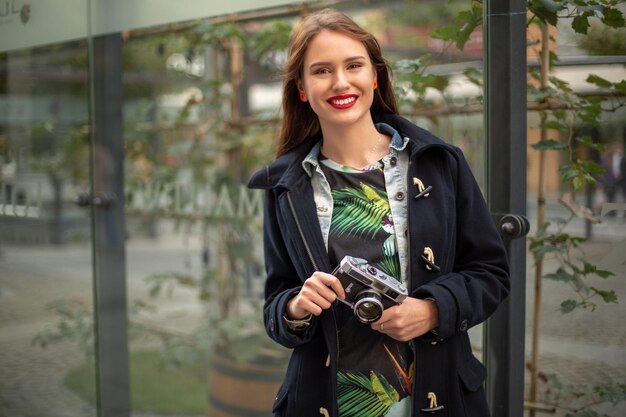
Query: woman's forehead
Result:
<box><xmin>304</xmin><ymin>30</ymin><xmax>368</xmax><ymax>64</ymax></box>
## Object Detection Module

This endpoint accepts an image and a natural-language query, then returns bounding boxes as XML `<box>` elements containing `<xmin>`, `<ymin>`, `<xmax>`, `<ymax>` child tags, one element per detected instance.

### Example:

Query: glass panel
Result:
<box><xmin>121</xmin><ymin>21</ymin><xmax>280</xmax><ymax>416</ymax></box>
<box><xmin>0</xmin><ymin>24</ymin><xmax>97</xmax><ymax>417</ymax></box>
<box><xmin>118</xmin><ymin>2</ymin><xmax>487</xmax><ymax>416</ymax></box>
<box><xmin>524</xmin><ymin>7</ymin><xmax>626</xmax><ymax>415</ymax></box>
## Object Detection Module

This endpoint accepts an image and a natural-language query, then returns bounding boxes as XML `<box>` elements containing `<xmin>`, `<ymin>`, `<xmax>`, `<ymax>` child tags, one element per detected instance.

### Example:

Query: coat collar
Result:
<box><xmin>377</xmin><ymin>114</ymin><xmax>456</xmax><ymax>159</ymax></box>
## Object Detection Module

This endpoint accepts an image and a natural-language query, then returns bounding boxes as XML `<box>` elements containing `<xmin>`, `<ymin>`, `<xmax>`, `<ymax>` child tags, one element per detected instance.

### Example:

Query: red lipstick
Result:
<box><xmin>327</xmin><ymin>94</ymin><xmax>358</xmax><ymax>109</ymax></box>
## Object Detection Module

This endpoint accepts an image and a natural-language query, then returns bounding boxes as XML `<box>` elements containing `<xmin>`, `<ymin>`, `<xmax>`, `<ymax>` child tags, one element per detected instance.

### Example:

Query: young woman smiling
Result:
<box><xmin>248</xmin><ymin>8</ymin><xmax>510</xmax><ymax>417</ymax></box>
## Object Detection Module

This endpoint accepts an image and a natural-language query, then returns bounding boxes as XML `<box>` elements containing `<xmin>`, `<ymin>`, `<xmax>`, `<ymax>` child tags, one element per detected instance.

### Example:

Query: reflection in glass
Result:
<box><xmin>0</xmin><ymin>40</ymin><xmax>96</xmax><ymax>415</ymax></box>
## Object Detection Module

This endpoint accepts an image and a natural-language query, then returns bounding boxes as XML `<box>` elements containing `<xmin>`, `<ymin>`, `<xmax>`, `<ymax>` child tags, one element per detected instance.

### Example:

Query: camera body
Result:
<box><xmin>333</xmin><ymin>255</ymin><xmax>407</xmax><ymax>323</ymax></box>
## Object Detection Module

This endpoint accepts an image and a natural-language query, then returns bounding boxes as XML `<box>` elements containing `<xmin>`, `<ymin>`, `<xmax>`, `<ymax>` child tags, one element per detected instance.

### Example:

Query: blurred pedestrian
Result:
<box><xmin>599</xmin><ymin>141</ymin><xmax>624</xmax><ymax>216</ymax></box>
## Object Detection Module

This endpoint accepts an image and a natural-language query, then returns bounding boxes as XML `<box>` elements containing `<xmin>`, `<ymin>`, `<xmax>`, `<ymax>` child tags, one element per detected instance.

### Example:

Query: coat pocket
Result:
<box><xmin>458</xmin><ymin>355</ymin><xmax>486</xmax><ymax>392</ymax></box>
<box><xmin>457</xmin><ymin>355</ymin><xmax>490</xmax><ymax>417</ymax></box>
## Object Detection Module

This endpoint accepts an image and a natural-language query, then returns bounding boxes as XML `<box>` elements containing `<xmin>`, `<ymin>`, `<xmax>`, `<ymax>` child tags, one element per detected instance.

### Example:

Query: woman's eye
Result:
<box><xmin>314</xmin><ymin>68</ymin><xmax>331</xmax><ymax>75</ymax></box>
<box><xmin>348</xmin><ymin>63</ymin><xmax>363</xmax><ymax>70</ymax></box>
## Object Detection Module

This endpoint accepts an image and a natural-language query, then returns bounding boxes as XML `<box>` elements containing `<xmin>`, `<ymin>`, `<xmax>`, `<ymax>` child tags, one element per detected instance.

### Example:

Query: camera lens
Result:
<box><xmin>353</xmin><ymin>291</ymin><xmax>383</xmax><ymax>323</ymax></box>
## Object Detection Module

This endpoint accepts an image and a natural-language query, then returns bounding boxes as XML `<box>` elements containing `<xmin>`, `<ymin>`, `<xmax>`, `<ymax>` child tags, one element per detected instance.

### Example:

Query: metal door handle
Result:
<box><xmin>74</xmin><ymin>192</ymin><xmax>117</xmax><ymax>208</ymax></box>
<box><xmin>499</xmin><ymin>214</ymin><xmax>530</xmax><ymax>239</ymax></box>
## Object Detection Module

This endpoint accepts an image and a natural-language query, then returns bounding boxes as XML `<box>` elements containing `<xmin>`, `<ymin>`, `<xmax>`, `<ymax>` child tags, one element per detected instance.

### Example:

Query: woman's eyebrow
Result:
<box><xmin>308</xmin><ymin>55</ymin><xmax>367</xmax><ymax>69</ymax></box>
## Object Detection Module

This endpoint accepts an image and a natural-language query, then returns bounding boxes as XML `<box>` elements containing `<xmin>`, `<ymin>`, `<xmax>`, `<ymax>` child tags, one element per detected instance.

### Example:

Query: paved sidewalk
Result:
<box><xmin>521</xmin><ymin>200</ymin><xmax>626</xmax><ymax>416</ymax></box>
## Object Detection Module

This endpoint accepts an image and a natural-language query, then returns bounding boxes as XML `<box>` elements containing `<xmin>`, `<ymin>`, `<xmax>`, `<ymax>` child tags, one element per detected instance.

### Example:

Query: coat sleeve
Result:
<box><xmin>414</xmin><ymin>148</ymin><xmax>510</xmax><ymax>341</ymax></box>
<box><xmin>260</xmin><ymin>188</ymin><xmax>320</xmax><ymax>348</ymax></box>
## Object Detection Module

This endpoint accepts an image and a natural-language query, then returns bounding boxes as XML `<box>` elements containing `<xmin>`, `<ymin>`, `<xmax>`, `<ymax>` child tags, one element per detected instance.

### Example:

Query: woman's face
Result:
<box><xmin>300</xmin><ymin>29</ymin><xmax>377</xmax><ymax>131</ymax></box>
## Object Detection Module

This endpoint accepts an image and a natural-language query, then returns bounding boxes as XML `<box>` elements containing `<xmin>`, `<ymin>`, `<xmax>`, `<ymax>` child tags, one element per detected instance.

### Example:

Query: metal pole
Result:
<box><xmin>90</xmin><ymin>32</ymin><xmax>131</xmax><ymax>417</ymax></box>
<box><xmin>483</xmin><ymin>1</ymin><xmax>528</xmax><ymax>416</ymax></box>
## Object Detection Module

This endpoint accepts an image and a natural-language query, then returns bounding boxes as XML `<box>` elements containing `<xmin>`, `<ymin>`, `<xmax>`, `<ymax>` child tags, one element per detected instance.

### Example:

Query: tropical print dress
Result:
<box><xmin>319</xmin><ymin>156</ymin><xmax>414</xmax><ymax>417</ymax></box>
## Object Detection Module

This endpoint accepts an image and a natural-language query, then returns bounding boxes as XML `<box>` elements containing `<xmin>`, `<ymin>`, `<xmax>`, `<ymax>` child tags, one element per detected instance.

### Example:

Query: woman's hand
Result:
<box><xmin>371</xmin><ymin>297</ymin><xmax>439</xmax><ymax>342</ymax></box>
<box><xmin>286</xmin><ymin>272</ymin><xmax>346</xmax><ymax>320</ymax></box>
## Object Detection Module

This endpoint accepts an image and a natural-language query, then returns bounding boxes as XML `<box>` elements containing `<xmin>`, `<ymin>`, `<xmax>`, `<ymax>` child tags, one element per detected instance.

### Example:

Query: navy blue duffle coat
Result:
<box><xmin>248</xmin><ymin>114</ymin><xmax>510</xmax><ymax>417</ymax></box>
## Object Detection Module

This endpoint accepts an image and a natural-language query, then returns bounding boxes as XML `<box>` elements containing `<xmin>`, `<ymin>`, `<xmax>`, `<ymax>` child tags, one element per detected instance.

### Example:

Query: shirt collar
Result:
<box><xmin>377</xmin><ymin>122</ymin><xmax>409</xmax><ymax>151</ymax></box>
<box><xmin>302</xmin><ymin>141</ymin><xmax>322</xmax><ymax>177</ymax></box>
<box><xmin>301</xmin><ymin>123</ymin><xmax>408</xmax><ymax>178</ymax></box>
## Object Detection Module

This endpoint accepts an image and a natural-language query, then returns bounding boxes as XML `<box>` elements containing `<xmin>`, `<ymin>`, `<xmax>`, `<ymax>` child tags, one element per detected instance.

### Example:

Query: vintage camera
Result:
<box><xmin>332</xmin><ymin>255</ymin><xmax>407</xmax><ymax>324</ymax></box>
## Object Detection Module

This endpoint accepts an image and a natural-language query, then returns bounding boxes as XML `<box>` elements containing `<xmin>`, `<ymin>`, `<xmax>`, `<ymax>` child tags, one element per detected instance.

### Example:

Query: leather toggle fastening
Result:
<box><xmin>422</xmin><ymin>247</ymin><xmax>441</xmax><ymax>272</ymax></box>
<box><xmin>413</xmin><ymin>177</ymin><xmax>432</xmax><ymax>199</ymax></box>
<box><xmin>420</xmin><ymin>391</ymin><xmax>445</xmax><ymax>412</ymax></box>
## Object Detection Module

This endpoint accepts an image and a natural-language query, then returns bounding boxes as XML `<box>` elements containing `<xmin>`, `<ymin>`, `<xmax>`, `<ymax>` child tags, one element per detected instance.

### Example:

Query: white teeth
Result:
<box><xmin>331</xmin><ymin>97</ymin><xmax>355</xmax><ymax>105</ymax></box>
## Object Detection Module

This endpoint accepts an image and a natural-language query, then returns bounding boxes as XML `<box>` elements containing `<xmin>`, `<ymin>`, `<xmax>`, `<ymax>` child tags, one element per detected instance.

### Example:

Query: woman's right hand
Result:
<box><xmin>286</xmin><ymin>271</ymin><xmax>346</xmax><ymax>319</ymax></box>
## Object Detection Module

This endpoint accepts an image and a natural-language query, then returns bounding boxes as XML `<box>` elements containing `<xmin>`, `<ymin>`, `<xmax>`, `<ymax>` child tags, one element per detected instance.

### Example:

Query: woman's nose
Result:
<box><xmin>332</xmin><ymin>70</ymin><xmax>350</xmax><ymax>91</ymax></box>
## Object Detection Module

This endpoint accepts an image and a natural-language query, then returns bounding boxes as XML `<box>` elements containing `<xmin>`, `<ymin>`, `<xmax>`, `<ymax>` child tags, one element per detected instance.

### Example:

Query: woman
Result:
<box><xmin>248</xmin><ymin>8</ymin><xmax>509</xmax><ymax>417</ymax></box>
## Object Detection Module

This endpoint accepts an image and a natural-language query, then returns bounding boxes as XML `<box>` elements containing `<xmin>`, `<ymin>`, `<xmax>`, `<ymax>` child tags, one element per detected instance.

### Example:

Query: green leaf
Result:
<box><xmin>575</xmin><ymin>135</ymin><xmax>606</xmax><ymax>152</ymax></box>
<box><xmin>419</xmin><ymin>73</ymin><xmax>448</xmax><ymax>91</ymax></box>
<box><xmin>581</xmin><ymin>262</ymin><xmax>596</xmax><ymax>275</ymax></box>
<box><xmin>560</xmin><ymin>299</ymin><xmax>579</xmax><ymax>314</ymax></box>
<box><xmin>590</xmin><ymin>287</ymin><xmax>618</xmax><ymax>304</ymax></box>
<box><xmin>531</xmin><ymin>139</ymin><xmax>568</xmax><ymax>150</ymax></box>
<box><xmin>528</xmin><ymin>0</ymin><xmax>562</xmax><ymax>25</ymax></box>
<box><xmin>572</xmin><ymin>15</ymin><xmax>591</xmax><ymax>34</ymax></box>
<box><xmin>579</xmin><ymin>104</ymin><xmax>603</xmax><ymax>125</ymax></box>
<box><xmin>530</xmin><ymin>243</ymin><xmax>559</xmax><ymax>260</ymax></box>
<box><xmin>559</xmin><ymin>163</ymin><xmax>598</xmax><ymax>190</ymax></box>
<box><xmin>431</xmin><ymin>24</ymin><xmax>459</xmax><ymax>42</ymax></box>
<box><xmin>394</xmin><ymin>58</ymin><xmax>425</xmax><ymax>73</ymax></box>
<box><xmin>586</xmin><ymin>74</ymin><xmax>613</xmax><ymax>88</ymax></box>
<box><xmin>602</xmin><ymin>7</ymin><xmax>626</xmax><ymax>28</ymax></box>
<box><xmin>539</xmin><ymin>120</ymin><xmax>568</xmax><ymax>131</ymax></box>
<box><xmin>544</xmin><ymin>268</ymin><xmax>575</xmax><ymax>283</ymax></box>
<box><xmin>455</xmin><ymin>10</ymin><xmax>481</xmax><ymax>50</ymax></box>
<box><xmin>371</xmin><ymin>371</ymin><xmax>399</xmax><ymax>404</ymax></box>
<box><xmin>580</xmin><ymin>159</ymin><xmax>605</xmax><ymax>176</ymax></box>
<box><xmin>337</xmin><ymin>371</ymin><xmax>393</xmax><ymax>417</ymax></box>
<box><xmin>549</xmin><ymin>75</ymin><xmax>572</xmax><ymax>92</ymax></box>
<box><xmin>595</xmin><ymin>269</ymin><xmax>615</xmax><ymax>279</ymax></box>
<box><xmin>572</xmin><ymin>176</ymin><xmax>589</xmax><ymax>190</ymax></box>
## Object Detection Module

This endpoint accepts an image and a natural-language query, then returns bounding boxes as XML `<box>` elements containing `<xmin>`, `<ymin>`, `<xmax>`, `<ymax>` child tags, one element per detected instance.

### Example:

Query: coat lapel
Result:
<box><xmin>277</xmin><ymin>174</ymin><xmax>333</xmax><ymax>278</ymax></box>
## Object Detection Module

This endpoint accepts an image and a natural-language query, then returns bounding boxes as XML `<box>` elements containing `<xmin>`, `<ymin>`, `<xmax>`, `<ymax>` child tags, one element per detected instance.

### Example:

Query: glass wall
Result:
<box><xmin>3</xmin><ymin>1</ymin><xmax>623</xmax><ymax>416</ymax></box>
<box><xmin>0</xmin><ymin>5</ymin><xmax>97</xmax><ymax>417</ymax></box>
<box><xmin>523</xmin><ymin>7</ymin><xmax>626</xmax><ymax>415</ymax></box>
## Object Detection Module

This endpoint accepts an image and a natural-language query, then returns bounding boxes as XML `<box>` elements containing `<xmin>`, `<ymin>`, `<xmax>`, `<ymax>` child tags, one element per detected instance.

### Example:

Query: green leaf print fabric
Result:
<box><xmin>319</xmin><ymin>156</ymin><xmax>413</xmax><ymax>417</ymax></box>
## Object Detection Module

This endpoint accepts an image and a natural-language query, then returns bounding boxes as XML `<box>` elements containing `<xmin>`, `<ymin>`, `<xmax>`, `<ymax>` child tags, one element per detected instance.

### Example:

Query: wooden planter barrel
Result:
<box><xmin>208</xmin><ymin>352</ymin><xmax>287</xmax><ymax>417</ymax></box>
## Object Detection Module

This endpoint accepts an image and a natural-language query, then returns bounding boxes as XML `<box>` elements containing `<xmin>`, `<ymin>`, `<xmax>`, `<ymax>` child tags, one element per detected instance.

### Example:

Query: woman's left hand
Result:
<box><xmin>371</xmin><ymin>297</ymin><xmax>439</xmax><ymax>341</ymax></box>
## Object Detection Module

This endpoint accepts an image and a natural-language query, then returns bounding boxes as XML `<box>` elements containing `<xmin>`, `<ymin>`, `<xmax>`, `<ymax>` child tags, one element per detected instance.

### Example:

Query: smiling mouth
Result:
<box><xmin>327</xmin><ymin>95</ymin><xmax>357</xmax><ymax>108</ymax></box>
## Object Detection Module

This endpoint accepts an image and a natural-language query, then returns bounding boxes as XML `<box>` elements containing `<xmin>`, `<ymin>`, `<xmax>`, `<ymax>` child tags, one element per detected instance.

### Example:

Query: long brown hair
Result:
<box><xmin>276</xmin><ymin>8</ymin><xmax>398</xmax><ymax>157</ymax></box>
